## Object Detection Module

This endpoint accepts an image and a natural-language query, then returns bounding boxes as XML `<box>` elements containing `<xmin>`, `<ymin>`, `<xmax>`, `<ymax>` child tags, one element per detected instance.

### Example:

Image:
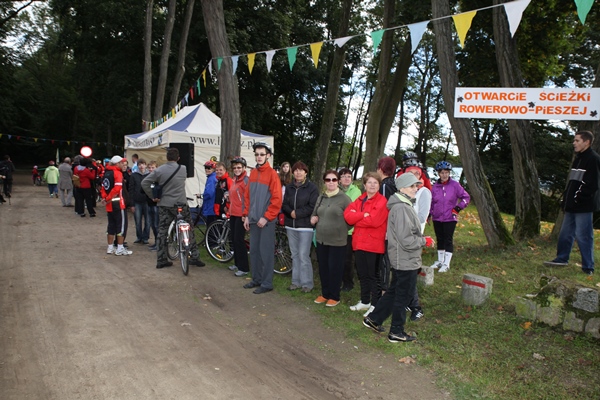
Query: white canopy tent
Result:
<box><xmin>124</xmin><ymin>103</ymin><xmax>274</xmax><ymax>201</ymax></box>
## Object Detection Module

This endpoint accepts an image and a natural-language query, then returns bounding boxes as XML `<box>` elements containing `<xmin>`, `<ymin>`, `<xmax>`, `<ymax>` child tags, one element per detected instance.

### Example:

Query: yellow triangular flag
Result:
<box><xmin>34</xmin><ymin>137</ymin><xmax>38</xmax><ymax>142</ymax></box>
<box><xmin>202</xmin><ymin>69</ymin><xmax>207</xmax><ymax>86</ymax></box>
<box><xmin>247</xmin><ymin>53</ymin><xmax>256</xmax><ymax>74</ymax></box>
<box><xmin>452</xmin><ymin>11</ymin><xmax>477</xmax><ymax>47</ymax></box>
<box><xmin>310</xmin><ymin>42</ymin><xmax>323</xmax><ymax>68</ymax></box>
<box><xmin>67</xmin><ymin>141</ymin><xmax>71</xmax><ymax>145</ymax></box>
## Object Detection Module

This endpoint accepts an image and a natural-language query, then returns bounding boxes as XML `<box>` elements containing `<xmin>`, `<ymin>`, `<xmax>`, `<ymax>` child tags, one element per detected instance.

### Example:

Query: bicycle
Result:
<box><xmin>166</xmin><ymin>203</ymin><xmax>193</xmax><ymax>275</ymax></box>
<box><xmin>204</xmin><ymin>217</ymin><xmax>292</xmax><ymax>275</ymax></box>
<box><xmin>189</xmin><ymin>195</ymin><xmax>208</xmax><ymax>247</ymax></box>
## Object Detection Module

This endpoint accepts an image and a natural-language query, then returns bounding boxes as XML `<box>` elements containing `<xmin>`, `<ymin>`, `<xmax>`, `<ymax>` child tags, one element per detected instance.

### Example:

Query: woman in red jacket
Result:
<box><xmin>344</xmin><ymin>172</ymin><xmax>389</xmax><ymax>314</ymax></box>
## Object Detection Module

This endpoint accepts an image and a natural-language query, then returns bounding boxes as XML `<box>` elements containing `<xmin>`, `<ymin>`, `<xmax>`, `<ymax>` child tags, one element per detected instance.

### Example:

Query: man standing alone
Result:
<box><xmin>545</xmin><ymin>131</ymin><xmax>600</xmax><ymax>276</ymax></box>
<box><xmin>242</xmin><ymin>142</ymin><xmax>282</xmax><ymax>294</ymax></box>
<box><xmin>58</xmin><ymin>157</ymin><xmax>73</xmax><ymax>207</ymax></box>
<box><xmin>142</xmin><ymin>147</ymin><xmax>205</xmax><ymax>269</ymax></box>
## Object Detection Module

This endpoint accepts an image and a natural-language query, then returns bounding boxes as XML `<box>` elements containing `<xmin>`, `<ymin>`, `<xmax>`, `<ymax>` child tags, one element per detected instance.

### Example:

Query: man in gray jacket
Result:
<box><xmin>141</xmin><ymin>148</ymin><xmax>205</xmax><ymax>269</ymax></box>
<box><xmin>362</xmin><ymin>173</ymin><xmax>434</xmax><ymax>343</ymax></box>
<box><xmin>58</xmin><ymin>157</ymin><xmax>74</xmax><ymax>207</ymax></box>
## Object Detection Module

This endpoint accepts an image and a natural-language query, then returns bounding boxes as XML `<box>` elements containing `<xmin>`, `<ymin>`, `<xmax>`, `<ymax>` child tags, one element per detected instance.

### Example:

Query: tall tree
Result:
<box><xmin>201</xmin><ymin>0</ymin><xmax>240</xmax><ymax>162</ymax></box>
<box><xmin>169</xmin><ymin>0</ymin><xmax>195</xmax><ymax>110</ymax></box>
<box><xmin>153</xmin><ymin>0</ymin><xmax>176</xmax><ymax>121</ymax></box>
<box><xmin>142</xmin><ymin>0</ymin><xmax>153</xmax><ymax>125</ymax></box>
<box><xmin>493</xmin><ymin>0</ymin><xmax>541</xmax><ymax>239</ymax></box>
<box><xmin>431</xmin><ymin>0</ymin><xmax>514</xmax><ymax>247</ymax></box>
<box><xmin>313</xmin><ymin>0</ymin><xmax>353</xmax><ymax>187</ymax></box>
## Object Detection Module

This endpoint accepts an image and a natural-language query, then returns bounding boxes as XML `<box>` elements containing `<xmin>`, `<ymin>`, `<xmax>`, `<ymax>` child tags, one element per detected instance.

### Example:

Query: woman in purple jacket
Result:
<box><xmin>429</xmin><ymin>161</ymin><xmax>470</xmax><ymax>273</ymax></box>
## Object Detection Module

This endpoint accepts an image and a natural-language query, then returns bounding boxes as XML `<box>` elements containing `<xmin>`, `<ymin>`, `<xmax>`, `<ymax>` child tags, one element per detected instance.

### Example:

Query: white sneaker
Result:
<box><xmin>114</xmin><ymin>248</ymin><xmax>133</xmax><ymax>256</ymax></box>
<box><xmin>363</xmin><ymin>305</ymin><xmax>375</xmax><ymax>317</ymax></box>
<box><xmin>228</xmin><ymin>265</ymin><xmax>238</xmax><ymax>271</ymax></box>
<box><xmin>438</xmin><ymin>264</ymin><xmax>450</xmax><ymax>273</ymax></box>
<box><xmin>350</xmin><ymin>301</ymin><xmax>371</xmax><ymax>311</ymax></box>
<box><xmin>106</xmin><ymin>247</ymin><xmax>115</xmax><ymax>254</ymax></box>
<box><xmin>430</xmin><ymin>261</ymin><xmax>442</xmax><ymax>269</ymax></box>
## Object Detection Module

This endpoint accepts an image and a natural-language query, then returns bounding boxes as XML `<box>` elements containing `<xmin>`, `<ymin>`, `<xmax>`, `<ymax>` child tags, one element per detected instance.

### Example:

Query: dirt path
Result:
<box><xmin>0</xmin><ymin>172</ymin><xmax>449</xmax><ymax>400</ymax></box>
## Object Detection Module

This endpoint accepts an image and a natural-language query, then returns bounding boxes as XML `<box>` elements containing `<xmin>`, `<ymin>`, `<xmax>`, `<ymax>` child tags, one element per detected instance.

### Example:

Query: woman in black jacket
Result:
<box><xmin>282</xmin><ymin>161</ymin><xmax>319</xmax><ymax>292</ymax></box>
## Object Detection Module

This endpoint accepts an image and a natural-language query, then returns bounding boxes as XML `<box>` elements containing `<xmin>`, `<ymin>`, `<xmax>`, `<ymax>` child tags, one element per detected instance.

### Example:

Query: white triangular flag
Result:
<box><xmin>265</xmin><ymin>50</ymin><xmax>276</xmax><ymax>73</ymax></box>
<box><xmin>407</xmin><ymin>21</ymin><xmax>429</xmax><ymax>54</ymax></box>
<box><xmin>232</xmin><ymin>55</ymin><xmax>239</xmax><ymax>75</ymax></box>
<box><xmin>333</xmin><ymin>36</ymin><xmax>353</xmax><ymax>48</ymax></box>
<box><xmin>504</xmin><ymin>0</ymin><xmax>531</xmax><ymax>37</ymax></box>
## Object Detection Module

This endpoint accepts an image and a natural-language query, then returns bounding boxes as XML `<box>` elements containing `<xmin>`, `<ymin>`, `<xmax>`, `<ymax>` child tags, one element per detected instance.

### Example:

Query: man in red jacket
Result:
<box><xmin>101</xmin><ymin>156</ymin><xmax>132</xmax><ymax>256</ymax></box>
<box><xmin>242</xmin><ymin>142</ymin><xmax>282</xmax><ymax>294</ymax></box>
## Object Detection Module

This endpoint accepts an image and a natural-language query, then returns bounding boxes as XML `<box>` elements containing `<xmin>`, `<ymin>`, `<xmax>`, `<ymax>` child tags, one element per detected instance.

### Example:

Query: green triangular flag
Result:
<box><xmin>217</xmin><ymin>57</ymin><xmax>223</xmax><ymax>71</ymax></box>
<box><xmin>287</xmin><ymin>47</ymin><xmax>298</xmax><ymax>71</ymax></box>
<box><xmin>574</xmin><ymin>0</ymin><xmax>594</xmax><ymax>24</ymax></box>
<box><xmin>370</xmin><ymin>29</ymin><xmax>385</xmax><ymax>55</ymax></box>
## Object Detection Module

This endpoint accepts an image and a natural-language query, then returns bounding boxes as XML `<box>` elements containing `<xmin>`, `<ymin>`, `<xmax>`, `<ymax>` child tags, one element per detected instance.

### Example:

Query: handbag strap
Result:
<box><xmin>161</xmin><ymin>164</ymin><xmax>181</xmax><ymax>189</ymax></box>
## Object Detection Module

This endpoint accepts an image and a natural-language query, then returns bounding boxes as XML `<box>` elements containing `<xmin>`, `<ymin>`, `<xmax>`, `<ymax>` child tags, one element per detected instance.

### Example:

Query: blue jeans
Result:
<box><xmin>134</xmin><ymin>202</ymin><xmax>150</xmax><ymax>241</ymax></box>
<box><xmin>286</xmin><ymin>228</ymin><xmax>314</xmax><ymax>289</ymax></box>
<box><xmin>148</xmin><ymin>205</ymin><xmax>158</xmax><ymax>240</ymax></box>
<box><xmin>556</xmin><ymin>211</ymin><xmax>595</xmax><ymax>272</ymax></box>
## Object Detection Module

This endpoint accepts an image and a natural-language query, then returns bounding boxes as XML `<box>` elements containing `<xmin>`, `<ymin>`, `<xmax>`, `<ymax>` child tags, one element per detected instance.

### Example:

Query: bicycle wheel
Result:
<box><xmin>179</xmin><ymin>228</ymin><xmax>189</xmax><ymax>276</ymax></box>
<box><xmin>274</xmin><ymin>227</ymin><xmax>292</xmax><ymax>274</ymax></box>
<box><xmin>193</xmin><ymin>215</ymin><xmax>207</xmax><ymax>247</ymax></box>
<box><xmin>166</xmin><ymin>220</ymin><xmax>179</xmax><ymax>260</ymax></box>
<box><xmin>205</xmin><ymin>219</ymin><xmax>234</xmax><ymax>263</ymax></box>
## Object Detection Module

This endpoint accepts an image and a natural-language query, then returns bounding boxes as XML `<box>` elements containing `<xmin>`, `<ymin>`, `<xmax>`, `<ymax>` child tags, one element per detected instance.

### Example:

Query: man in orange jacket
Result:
<box><xmin>242</xmin><ymin>142</ymin><xmax>282</xmax><ymax>294</ymax></box>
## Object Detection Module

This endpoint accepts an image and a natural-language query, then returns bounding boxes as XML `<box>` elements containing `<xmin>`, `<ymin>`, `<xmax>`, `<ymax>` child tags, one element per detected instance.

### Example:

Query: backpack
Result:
<box><xmin>102</xmin><ymin>170</ymin><xmax>115</xmax><ymax>196</ymax></box>
<box><xmin>72</xmin><ymin>174</ymin><xmax>81</xmax><ymax>188</ymax></box>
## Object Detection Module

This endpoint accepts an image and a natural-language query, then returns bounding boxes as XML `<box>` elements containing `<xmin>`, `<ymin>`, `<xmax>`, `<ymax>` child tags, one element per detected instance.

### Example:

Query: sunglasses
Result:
<box><xmin>254</xmin><ymin>153</ymin><xmax>267</xmax><ymax>157</ymax></box>
<box><xmin>232</xmin><ymin>166</ymin><xmax>244</xmax><ymax>170</ymax></box>
<box><xmin>204</xmin><ymin>167</ymin><xmax>213</xmax><ymax>170</ymax></box>
<box><xmin>324</xmin><ymin>178</ymin><xmax>338</xmax><ymax>182</ymax></box>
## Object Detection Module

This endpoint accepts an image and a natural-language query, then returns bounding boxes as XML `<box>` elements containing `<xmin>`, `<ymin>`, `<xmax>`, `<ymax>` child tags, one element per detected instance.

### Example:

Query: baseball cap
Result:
<box><xmin>110</xmin><ymin>155</ymin><xmax>123</xmax><ymax>164</ymax></box>
<box><xmin>395</xmin><ymin>173</ymin><xmax>419</xmax><ymax>189</ymax></box>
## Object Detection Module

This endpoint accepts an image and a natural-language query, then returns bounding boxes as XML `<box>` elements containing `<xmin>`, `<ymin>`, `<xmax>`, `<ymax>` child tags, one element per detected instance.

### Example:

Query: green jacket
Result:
<box><xmin>341</xmin><ymin>183</ymin><xmax>362</xmax><ymax>235</ymax></box>
<box><xmin>43</xmin><ymin>165</ymin><xmax>60</xmax><ymax>185</ymax></box>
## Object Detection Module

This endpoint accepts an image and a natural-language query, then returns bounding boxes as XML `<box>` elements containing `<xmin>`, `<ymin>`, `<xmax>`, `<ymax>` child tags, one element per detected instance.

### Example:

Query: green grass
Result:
<box><xmin>262</xmin><ymin>210</ymin><xmax>600</xmax><ymax>399</ymax></box>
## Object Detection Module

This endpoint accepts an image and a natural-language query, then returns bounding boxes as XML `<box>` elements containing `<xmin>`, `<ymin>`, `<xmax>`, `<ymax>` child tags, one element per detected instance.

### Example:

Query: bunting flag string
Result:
<box><xmin>0</xmin><ymin>133</ymin><xmax>124</xmax><ymax>151</ymax></box>
<box><xmin>146</xmin><ymin>0</ymin><xmax>591</xmax><ymax>131</ymax></box>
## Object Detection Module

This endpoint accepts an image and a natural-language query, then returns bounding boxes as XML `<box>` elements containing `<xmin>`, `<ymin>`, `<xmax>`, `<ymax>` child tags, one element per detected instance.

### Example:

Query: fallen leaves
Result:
<box><xmin>398</xmin><ymin>356</ymin><xmax>416</xmax><ymax>364</ymax></box>
<box><xmin>521</xmin><ymin>321</ymin><xmax>532</xmax><ymax>330</ymax></box>
<box><xmin>181</xmin><ymin>322</ymin><xmax>191</xmax><ymax>327</ymax></box>
<box><xmin>202</xmin><ymin>294</ymin><xmax>212</xmax><ymax>300</ymax></box>
<box><xmin>532</xmin><ymin>353</ymin><xmax>545</xmax><ymax>360</ymax></box>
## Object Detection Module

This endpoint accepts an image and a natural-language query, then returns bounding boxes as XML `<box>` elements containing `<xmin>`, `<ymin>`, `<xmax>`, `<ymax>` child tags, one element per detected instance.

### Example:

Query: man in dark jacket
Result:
<box><xmin>544</xmin><ymin>131</ymin><xmax>600</xmax><ymax>275</ymax></box>
<box><xmin>0</xmin><ymin>155</ymin><xmax>15</xmax><ymax>199</ymax></box>
<box><xmin>129</xmin><ymin>158</ymin><xmax>150</xmax><ymax>244</ymax></box>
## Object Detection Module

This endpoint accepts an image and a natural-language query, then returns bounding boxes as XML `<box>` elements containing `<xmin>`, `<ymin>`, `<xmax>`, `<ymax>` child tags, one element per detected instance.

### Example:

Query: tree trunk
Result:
<box><xmin>313</xmin><ymin>0</ymin><xmax>352</xmax><ymax>188</ymax></box>
<box><xmin>169</xmin><ymin>0</ymin><xmax>195</xmax><ymax>110</ymax></box>
<box><xmin>142</xmin><ymin>0</ymin><xmax>153</xmax><ymax>126</ymax></box>
<box><xmin>363</xmin><ymin>0</ymin><xmax>395</xmax><ymax>171</ymax></box>
<box><xmin>200</xmin><ymin>0</ymin><xmax>241</xmax><ymax>163</ymax></box>
<box><xmin>152</xmin><ymin>0</ymin><xmax>176</xmax><ymax>121</ymax></box>
<box><xmin>493</xmin><ymin>0</ymin><xmax>541</xmax><ymax>240</ymax></box>
<box><xmin>431</xmin><ymin>0</ymin><xmax>514</xmax><ymax>247</ymax></box>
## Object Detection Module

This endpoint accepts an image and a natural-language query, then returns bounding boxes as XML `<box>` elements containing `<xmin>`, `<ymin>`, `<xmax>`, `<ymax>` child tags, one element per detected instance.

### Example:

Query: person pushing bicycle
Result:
<box><xmin>141</xmin><ymin>147</ymin><xmax>205</xmax><ymax>269</ymax></box>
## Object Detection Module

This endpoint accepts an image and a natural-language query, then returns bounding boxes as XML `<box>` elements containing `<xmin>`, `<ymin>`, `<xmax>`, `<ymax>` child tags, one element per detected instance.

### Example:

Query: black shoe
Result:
<box><xmin>583</xmin><ymin>269</ymin><xmax>594</xmax><ymax>276</ymax></box>
<box><xmin>388</xmin><ymin>332</ymin><xmax>416</xmax><ymax>343</ymax></box>
<box><xmin>253</xmin><ymin>287</ymin><xmax>273</xmax><ymax>294</ymax></box>
<box><xmin>341</xmin><ymin>285</ymin><xmax>353</xmax><ymax>292</ymax></box>
<box><xmin>362</xmin><ymin>316</ymin><xmax>385</xmax><ymax>333</ymax></box>
<box><xmin>80</xmin><ymin>214</ymin><xmax>86</xmax><ymax>218</ymax></box>
<box><xmin>190</xmin><ymin>259</ymin><xmax>206</xmax><ymax>267</ymax></box>
<box><xmin>243</xmin><ymin>281</ymin><xmax>260</xmax><ymax>289</ymax></box>
<box><xmin>156</xmin><ymin>261</ymin><xmax>173</xmax><ymax>269</ymax></box>
<box><xmin>90</xmin><ymin>214</ymin><xmax>96</xmax><ymax>218</ymax></box>
<box><xmin>410</xmin><ymin>308</ymin><xmax>424</xmax><ymax>322</ymax></box>
<box><xmin>134</xmin><ymin>239</ymin><xmax>143</xmax><ymax>244</ymax></box>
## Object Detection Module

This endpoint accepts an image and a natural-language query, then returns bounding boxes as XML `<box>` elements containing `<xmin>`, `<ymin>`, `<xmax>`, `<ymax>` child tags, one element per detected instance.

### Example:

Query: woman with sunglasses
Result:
<box><xmin>311</xmin><ymin>170</ymin><xmax>352</xmax><ymax>307</ymax></box>
<box><xmin>281</xmin><ymin>161</ymin><xmax>319</xmax><ymax>293</ymax></box>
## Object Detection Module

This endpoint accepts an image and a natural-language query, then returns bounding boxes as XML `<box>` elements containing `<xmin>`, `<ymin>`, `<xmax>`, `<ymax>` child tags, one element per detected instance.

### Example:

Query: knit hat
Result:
<box><xmin>110</xmin><ymin>155</ymin><xmax>123</xmax><ymax>164</ymax></box>
<box><xmin>395</xmin><ymin>173</ymin><xmax>419</xmax><ymax>189</ymax></box>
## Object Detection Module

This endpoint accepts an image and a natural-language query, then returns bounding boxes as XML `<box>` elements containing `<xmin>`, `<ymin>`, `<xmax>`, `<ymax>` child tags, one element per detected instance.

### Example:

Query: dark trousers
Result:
<box><xmin>75</xmin><ymin>187</ymin><xmax>95</xmax><ymax>215</ymax></box>
<box><xmin>369</xmin><ymin>269</ymin><xmax>418</xmax><ymax>335</ymax></box>
<box><xmin>316</xmin><ymin>243</ymin><xmax>346</xmax><ymax>301</ymax></box>
<box><xmin>433</xmin><ymin>220</ymin><xmax>457</xmax><ymax>253</ymax></box>
<box><xmin>341</xmin><ymin>235</ymin><xmax>354</xmax><ymax>289</ymax></box>
<box><xmin>231</xmin><ymin>216</ymin><xmax>250</xmax><ymax>272</ymax></box>
<box><xmin>354</xmin><ymin>250</ymin><xmax>382</xmax><ymax>306</ymax></box>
